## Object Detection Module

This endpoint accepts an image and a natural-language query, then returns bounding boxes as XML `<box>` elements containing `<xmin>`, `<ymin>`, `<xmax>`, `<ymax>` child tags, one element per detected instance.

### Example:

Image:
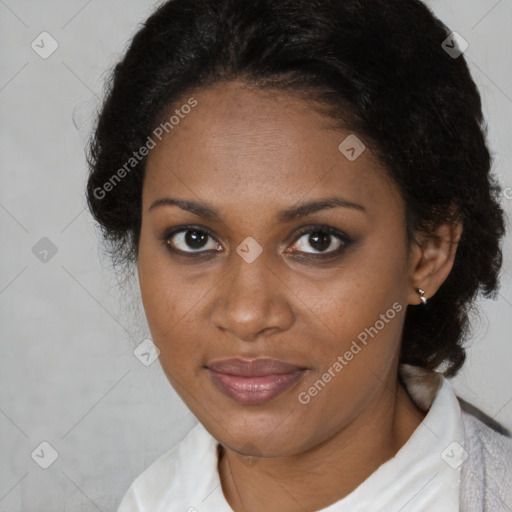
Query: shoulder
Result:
<box><xmin>458</xmin><ymin>398</ymin><xmax>512</xmax><ymax>511</ymax></box>
<box><xmin>117</xmin><ymin>422</ymin><xmax>215</xmax><ymax>512</ymax></box>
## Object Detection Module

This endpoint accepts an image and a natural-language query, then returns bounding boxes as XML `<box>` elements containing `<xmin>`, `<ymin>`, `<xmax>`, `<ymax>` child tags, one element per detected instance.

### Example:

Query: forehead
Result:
<box><xmin>143</xmin><ymin>81</ymin><xmax>397</xmax><ymax>218</ymax></box>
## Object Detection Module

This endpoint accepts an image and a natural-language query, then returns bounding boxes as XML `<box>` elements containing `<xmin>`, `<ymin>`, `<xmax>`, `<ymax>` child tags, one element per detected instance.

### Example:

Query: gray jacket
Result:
<box><xmin>459</xmin><ymin>399</ymin><xmax>512</xmax><ymax>511</ymax></box>
<box><xmin>399</xmin><ymin>364</ymin><xmax>512</xmax><ymax>511</ymax></box>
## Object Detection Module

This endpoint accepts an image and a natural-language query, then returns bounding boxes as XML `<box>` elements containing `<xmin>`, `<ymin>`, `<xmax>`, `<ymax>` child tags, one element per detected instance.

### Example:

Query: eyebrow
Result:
<box><xmin>148</xmin><ymin>196</ymin><xmax>366</xmax><ymax>222</ymax></box>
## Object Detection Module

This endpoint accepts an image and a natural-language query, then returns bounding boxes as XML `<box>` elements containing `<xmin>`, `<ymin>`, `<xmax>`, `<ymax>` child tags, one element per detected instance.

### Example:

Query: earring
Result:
<box><xmin>416</xmin><ymin>288</ymin><xmax>428</xmax><ymax>305</ymax></box>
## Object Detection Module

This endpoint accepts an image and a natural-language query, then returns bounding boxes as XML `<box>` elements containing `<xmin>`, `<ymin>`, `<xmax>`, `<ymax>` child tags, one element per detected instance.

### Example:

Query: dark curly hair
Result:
<box><xmin>85</xmin><ymin>0</ymin><xmax>506</xmax><ymax>377</ymax></box>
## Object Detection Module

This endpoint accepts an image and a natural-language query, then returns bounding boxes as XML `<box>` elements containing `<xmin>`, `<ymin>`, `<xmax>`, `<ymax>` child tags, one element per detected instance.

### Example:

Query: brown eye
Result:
<box><xmin>289</xmin><ymin>226</ymin><xmax>350</xmax><ymax>256</ymax></box>
<box><xmin>164</xmin><ymin>228</ymin><xmax>221</xmax><ymax>254</ymax></box>
<box><xmin>294</xmin><ymin>231</ymin><xmax>340</xmax><ymax>253</ymax></box>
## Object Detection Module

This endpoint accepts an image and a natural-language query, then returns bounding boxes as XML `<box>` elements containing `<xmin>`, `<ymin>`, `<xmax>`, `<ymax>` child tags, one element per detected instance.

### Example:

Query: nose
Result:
<box><xmin>210</xmin><ymin>250</ymin><xmax>295</xmax><ymax>341</ymax></box>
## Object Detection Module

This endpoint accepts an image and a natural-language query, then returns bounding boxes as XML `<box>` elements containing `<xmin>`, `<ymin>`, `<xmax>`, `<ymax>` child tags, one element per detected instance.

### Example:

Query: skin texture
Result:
<box><xmin>137</xmin><ymin>80</ymin><xmax>463</xmax><ymax>511</ymax></box>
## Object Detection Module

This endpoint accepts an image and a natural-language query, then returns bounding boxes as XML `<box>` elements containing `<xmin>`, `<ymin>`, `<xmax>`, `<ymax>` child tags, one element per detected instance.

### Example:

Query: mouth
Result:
<box><xmin>205</xmin><ymin>357</ymin><xmax>308</xmax><ymax>405</ymax></box>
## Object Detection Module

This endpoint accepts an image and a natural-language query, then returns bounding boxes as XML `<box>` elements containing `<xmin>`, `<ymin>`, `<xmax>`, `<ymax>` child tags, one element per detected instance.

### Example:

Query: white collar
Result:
<box><xmin>118</xmin><ymin>364</ymin><xmax>466</xmax><ymax>512</ymax></box>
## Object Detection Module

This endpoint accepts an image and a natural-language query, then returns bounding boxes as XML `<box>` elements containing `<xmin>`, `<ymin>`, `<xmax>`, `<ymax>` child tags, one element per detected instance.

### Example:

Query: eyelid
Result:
<box><xmin>285</xmin><ymin>225</ymin><xmax>351</xmax><ymax>256</ymax></box>
<box><xmin>160</xmin><ymin>224</ymin><xmax>352</xmax><ymax>257</ymax></box>
<box><xmin>159</xmin><ymin>225</ymin><xmax>221</xmax><ymax>255</ymax></box>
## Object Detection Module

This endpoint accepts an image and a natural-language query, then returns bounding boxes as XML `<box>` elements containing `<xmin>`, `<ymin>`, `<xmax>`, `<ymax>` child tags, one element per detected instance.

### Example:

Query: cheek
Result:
<box><xmin>292</xmin><ymin>274</ymin><xmax>407</xmax><ymax>444</ymax></box>
<box><xmin>138</xmin><ymin>233</ymin><xmax>184</xmax><ymax>350</ymax></box>
<box><xmin>137</xmin><ymin>237</ymin><xmax>212</xmax><ymax>382</ymax></box>
<box><xmin>298</xmin><ymin>235</ymin><xmax>408</xmax><ymax>397</ymax></box>
<box><xmin>312</xmin><ymin>238</ymin><xmax>407</xmax><ymax>341</ymax></box>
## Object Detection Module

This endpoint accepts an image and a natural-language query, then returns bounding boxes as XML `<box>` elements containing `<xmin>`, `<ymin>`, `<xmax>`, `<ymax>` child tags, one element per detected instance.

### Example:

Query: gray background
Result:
<box><xmin>1</xmin><ymin>0</ymin><xmax>511</xmax><ymax>510</ymax></box>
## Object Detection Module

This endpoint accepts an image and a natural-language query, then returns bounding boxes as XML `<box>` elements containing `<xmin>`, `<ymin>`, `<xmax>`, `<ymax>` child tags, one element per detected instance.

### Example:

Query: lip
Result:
<box><xmin>207</xmin><ymin>357</ymin><xmax>305</xmax><ymax>376</ymax></box>
<box><xmin>206</xmin><ymin>357</ymin><xmax>307</xmax><ymax>405</ymax></box>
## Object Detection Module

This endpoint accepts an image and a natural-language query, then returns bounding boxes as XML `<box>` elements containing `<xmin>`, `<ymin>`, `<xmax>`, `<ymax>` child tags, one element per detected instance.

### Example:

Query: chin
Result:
<box><xmin>205</xmin><ymin>410</ymin><xmax>315</xmax><ymax>458</ymax></box>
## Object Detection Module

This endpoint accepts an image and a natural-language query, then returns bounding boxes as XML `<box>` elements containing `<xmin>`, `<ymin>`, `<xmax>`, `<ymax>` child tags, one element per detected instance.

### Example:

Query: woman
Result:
<box><xmin>86</xmin><ymin>0</ymin><xmax>512</xmax><ymax>510</ymax></box>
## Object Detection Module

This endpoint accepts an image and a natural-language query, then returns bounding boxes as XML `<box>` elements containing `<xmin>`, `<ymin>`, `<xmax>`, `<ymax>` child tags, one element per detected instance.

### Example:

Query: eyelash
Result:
<box><xmin>159</xmin><ymin>224</ymin><xmax>353</xmax><ymax>261</ymax></box>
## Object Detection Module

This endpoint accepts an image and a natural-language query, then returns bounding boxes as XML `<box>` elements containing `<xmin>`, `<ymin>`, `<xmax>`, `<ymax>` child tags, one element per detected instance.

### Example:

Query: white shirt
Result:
<box><xmin>118</xmin><ymin>365</ymin><xmax>466</xmax><ymax>511</ymax></box>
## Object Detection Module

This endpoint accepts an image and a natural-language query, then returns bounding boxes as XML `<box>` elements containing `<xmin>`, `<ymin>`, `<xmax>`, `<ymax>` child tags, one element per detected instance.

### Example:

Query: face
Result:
<box><xmin>138</xmin><ymin>81</ymin><xmax>414</xmax><ymax>457</ymax></box>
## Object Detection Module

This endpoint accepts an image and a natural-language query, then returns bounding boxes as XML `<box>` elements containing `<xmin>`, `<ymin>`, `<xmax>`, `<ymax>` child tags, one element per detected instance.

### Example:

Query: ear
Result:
<box><xmin>407</xmin><ymin>218</ymin><xmax>463</xmax><ymax>305</ymax></box>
